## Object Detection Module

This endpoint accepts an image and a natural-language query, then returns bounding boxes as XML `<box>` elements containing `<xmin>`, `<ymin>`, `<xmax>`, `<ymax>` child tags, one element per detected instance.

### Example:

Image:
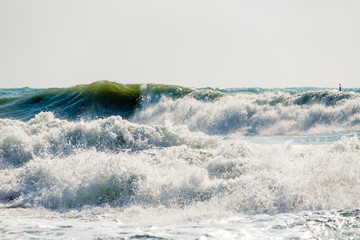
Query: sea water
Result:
<box><xmin>0</xmin><ymin>81</ymin><xmax>360</xmax><ymax>239</ymax></box>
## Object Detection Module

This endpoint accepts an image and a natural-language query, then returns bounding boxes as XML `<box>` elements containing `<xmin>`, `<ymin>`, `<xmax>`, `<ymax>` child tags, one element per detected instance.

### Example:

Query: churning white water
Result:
<box><xmin>1</xmin><ymin>85</ymin><xmax>360</xmax><ymax>239</ymax></box>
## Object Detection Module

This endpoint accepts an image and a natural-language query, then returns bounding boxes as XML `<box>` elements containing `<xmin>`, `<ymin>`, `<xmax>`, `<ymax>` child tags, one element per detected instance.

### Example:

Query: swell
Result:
<box><xmin>0</xmin><ymin>81</ymin><xmax>143</xmax><ymax>121</ymax></box>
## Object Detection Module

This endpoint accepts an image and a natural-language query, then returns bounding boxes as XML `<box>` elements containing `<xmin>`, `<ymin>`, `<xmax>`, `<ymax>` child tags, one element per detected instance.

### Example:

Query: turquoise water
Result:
<box><xmin>0</xmin><ymin>81</ymin><xmax>360</xmax><ymax>239</ymax></box>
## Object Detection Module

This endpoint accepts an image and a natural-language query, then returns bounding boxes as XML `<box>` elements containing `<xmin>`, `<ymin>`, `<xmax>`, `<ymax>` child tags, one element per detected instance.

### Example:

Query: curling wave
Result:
<box><xmin>0</xmin><ymin>81</ymin><xmax>195</xmax><ymax>121</ymax></box>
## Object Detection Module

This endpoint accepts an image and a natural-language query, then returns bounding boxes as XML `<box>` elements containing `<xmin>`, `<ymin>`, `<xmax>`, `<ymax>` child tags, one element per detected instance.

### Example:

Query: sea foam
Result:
<box><xmin>1</xmin><ymin>83</ymin><xmax>360</xmax><ymax>230</ymax></box>
<box><xmin>1</xmin><ymin>111</ymin><xmax>359</xmax><ymax>222</ymax></box>
<box><xmin>133</xmin><ymin>90</ymin><xmax>360</xmax><ymax>135</ymax></box>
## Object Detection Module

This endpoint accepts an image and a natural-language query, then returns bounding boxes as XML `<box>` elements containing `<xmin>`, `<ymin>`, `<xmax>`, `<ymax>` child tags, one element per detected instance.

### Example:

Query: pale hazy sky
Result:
<box><xmin>1</xmin><ymin>0</ymin><xmax>359</xmax><ymax>88</ymax></box>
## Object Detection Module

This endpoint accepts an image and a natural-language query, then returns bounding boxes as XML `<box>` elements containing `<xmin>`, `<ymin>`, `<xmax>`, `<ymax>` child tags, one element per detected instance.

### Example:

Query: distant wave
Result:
<box><xmin>133</xmin><ymin>87</ymin><xmax>360</xmax><ymax>135</ymax></box>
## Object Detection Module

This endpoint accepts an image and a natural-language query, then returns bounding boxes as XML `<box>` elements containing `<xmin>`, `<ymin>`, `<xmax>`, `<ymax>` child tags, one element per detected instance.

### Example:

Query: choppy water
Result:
<box><xmin>0</xmin><ymin>81</ymin><xmax>360</xmax><ymax>239</ymax></box>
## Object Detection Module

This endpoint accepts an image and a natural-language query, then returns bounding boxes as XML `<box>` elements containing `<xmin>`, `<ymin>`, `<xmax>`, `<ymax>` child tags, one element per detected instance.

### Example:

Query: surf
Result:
<box><xmin>1</xmin><ymin>81</ymin><xmax>360</xmax><ymax>240</ymax></box>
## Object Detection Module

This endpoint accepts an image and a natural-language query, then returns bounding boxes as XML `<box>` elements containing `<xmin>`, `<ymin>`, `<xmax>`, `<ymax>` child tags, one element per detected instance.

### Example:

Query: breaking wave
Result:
<box><xmin>133</xmin><ymin>88</ymin><xmax>360</xmax><ymax>135</ymax></box>
<box><xmin>1</xmin><ymin>81</ymin><xmax>359</xmax><ymax>135</ymax></box>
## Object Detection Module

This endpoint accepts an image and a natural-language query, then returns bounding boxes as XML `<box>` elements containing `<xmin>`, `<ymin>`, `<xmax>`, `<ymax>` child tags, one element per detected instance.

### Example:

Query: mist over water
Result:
<box><xmin>1</xmin><ymin>81</ymin><xmax>360</xmax><ymax>239</ymax></box>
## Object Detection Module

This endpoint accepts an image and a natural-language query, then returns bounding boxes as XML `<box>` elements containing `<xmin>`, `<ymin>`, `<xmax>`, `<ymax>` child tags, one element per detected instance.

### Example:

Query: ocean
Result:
<box><xmin>0</xmin><ymin>81</ymin><xmax>360</xmax><ymax>239</ymax></box>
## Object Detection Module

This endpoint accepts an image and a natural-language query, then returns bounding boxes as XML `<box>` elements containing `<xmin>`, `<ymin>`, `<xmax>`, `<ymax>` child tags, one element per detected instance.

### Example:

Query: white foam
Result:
<box><xmin>0</xmin><ymin>112</ymin><xmax>217</xmax><ymax>167</ymax></box>
<box><xmin>0</xmin><ymin>105</ymin><xmax>360</xmax><ymax>227</ymax></box>
<box><xmin>132</xmin><ymin>91</ymin><xmax>360</xmax><ymax>135</ymax></box>
<box><xmin>1</xmin><ymin>127</ymin><xmax>359</xmax><ymax>223</ymax></box>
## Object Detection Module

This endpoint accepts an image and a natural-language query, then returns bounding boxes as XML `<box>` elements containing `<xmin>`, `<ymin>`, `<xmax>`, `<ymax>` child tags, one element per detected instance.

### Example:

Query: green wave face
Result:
<box><xmin>0</xmin><ymin>81</ymin><xmax>144</xmax><ymax>120</ymax></box>
<box><xmin>69</xmin><ymin>81</ymin><xmax>143</xmax><ymax>118</ymax></box>
<box><xmin>294</xmin><ymin>90</ymin><xmax>355</xmax><ymax>106</ymax></box>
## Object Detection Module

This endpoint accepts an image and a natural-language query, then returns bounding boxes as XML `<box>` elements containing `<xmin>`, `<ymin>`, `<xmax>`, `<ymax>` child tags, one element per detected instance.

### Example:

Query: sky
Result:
<box><xmin>0</xmin><ymin>0</ymin><xmax>359</xmax><ymax>89</ymax></box>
